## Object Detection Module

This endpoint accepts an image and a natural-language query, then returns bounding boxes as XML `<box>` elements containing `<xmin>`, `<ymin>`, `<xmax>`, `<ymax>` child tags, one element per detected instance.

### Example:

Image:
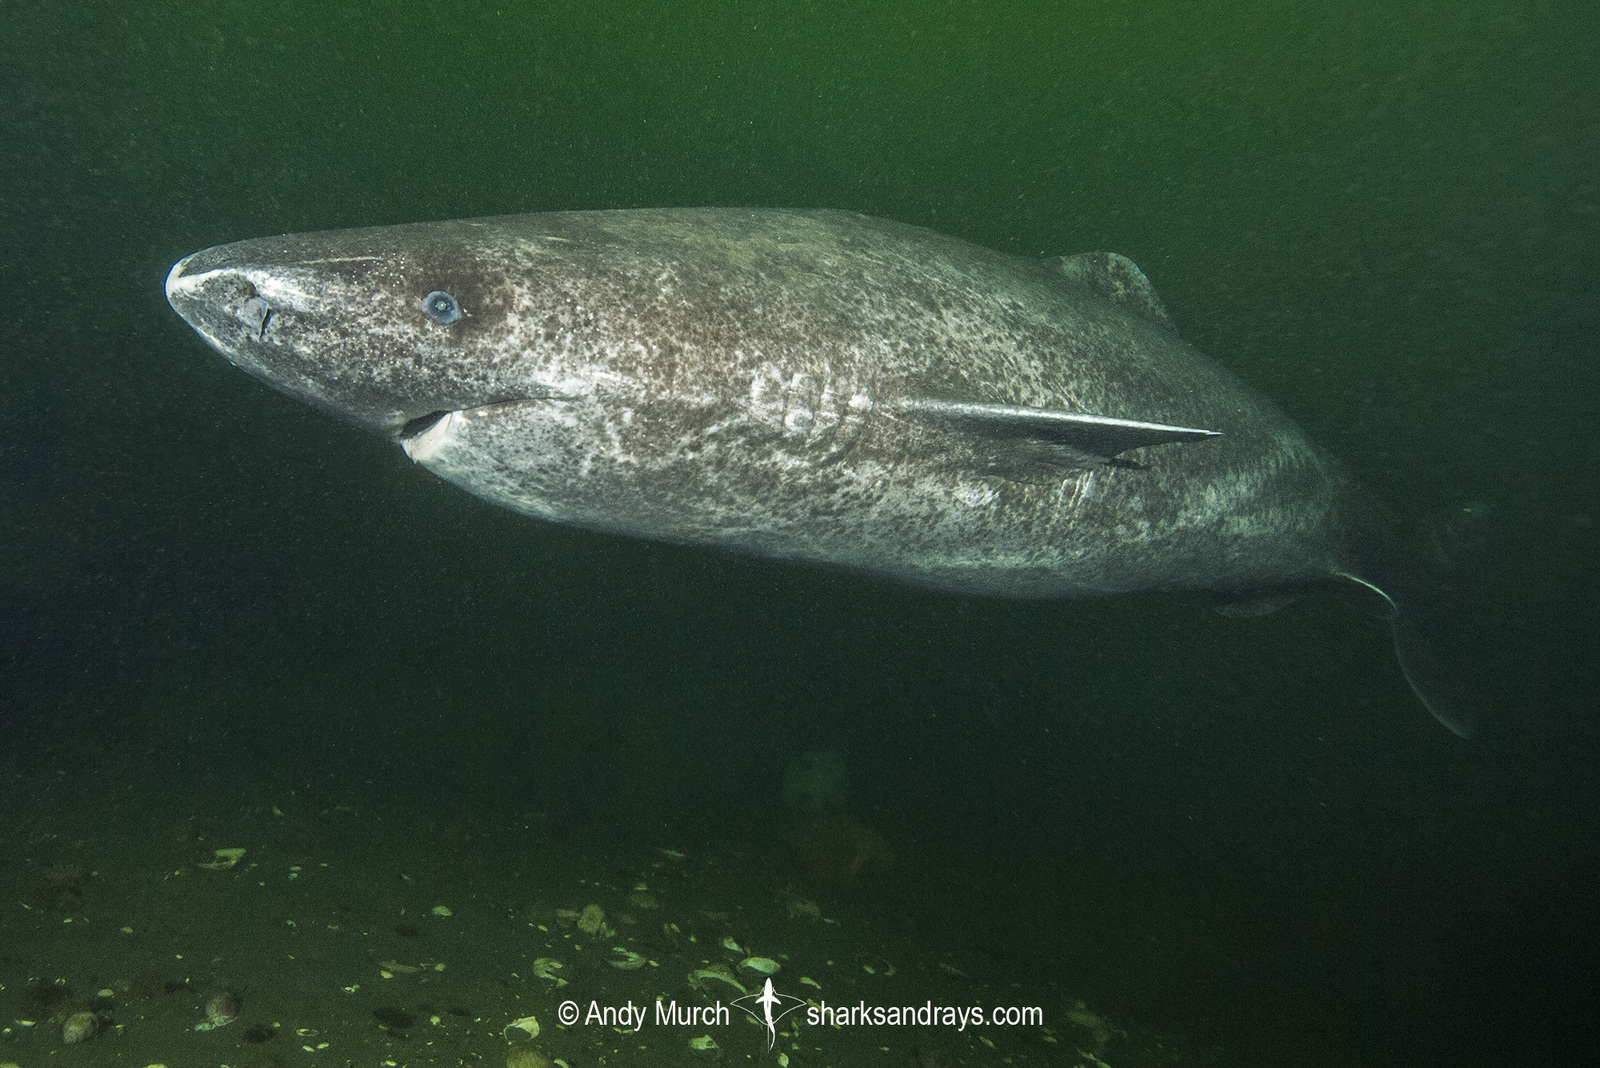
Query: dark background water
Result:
<box><xmin>3</xmin><ymin>2</ymin><xmax>1596</xmax><ymax>1065</ymax></box>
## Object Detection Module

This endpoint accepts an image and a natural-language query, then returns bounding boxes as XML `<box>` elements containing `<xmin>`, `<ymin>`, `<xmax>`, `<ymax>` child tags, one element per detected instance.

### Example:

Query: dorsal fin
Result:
<box><xmin>1054</xmin><ymin>251</ymin><xmax>1175</xmax><ymax>332</ymax></box>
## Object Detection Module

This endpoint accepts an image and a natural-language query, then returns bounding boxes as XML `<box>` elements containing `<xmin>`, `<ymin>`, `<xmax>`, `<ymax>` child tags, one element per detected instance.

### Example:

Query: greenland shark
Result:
<box><xmin>164</xmin><ymin>208</ymin><xmax>1475</xmax><ymax>735</ymax></box>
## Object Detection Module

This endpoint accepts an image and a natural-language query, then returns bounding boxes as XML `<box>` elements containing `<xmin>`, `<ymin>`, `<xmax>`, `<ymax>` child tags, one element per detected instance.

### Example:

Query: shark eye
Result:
<box><xmin>421</xmin><ymin>290</ymin><xmax>462</xmax><ymax>325</ymax></box>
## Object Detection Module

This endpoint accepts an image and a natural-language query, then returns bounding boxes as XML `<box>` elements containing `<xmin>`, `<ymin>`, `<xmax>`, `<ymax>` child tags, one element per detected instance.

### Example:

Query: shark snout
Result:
<box><xmin>163</xmin><ymin>253</ymin><xmax>207</xmax><ymax>321</ymax></box>
<box><xmin>163</xmin><ymin>252</ymin><xmax>275</xmax><ymax>363</ymax></box>
<box><xmin>163</xmin><ymin>248</ymin><xmax>238</xmax><ymax>312</ymax></box>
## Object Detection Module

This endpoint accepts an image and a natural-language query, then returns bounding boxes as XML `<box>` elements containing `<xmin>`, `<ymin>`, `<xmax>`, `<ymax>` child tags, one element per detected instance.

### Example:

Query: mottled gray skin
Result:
<box><xmin>165</xmin><ymin>208</ymin><xmax>1365</xmax><ymax>599</ymax></box>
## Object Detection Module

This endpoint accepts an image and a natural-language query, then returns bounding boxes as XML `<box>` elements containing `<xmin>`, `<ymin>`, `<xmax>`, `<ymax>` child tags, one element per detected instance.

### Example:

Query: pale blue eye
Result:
<box><xmin>421</xmin><ymin>291</ymin><xmax>461</xmax><ymax>325</ymax></box>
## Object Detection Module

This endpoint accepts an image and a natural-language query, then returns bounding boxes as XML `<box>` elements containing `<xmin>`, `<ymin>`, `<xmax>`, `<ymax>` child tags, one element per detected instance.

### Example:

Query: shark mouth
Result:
<box><xmin>398</xmin><ymin>409</ymin><xmax>453</xmax><ymax>440</ymax></box>
<box><xmin>397</xmin><ymin>398</ymin><xmax>557</xmax><ymax>463</ymax></box>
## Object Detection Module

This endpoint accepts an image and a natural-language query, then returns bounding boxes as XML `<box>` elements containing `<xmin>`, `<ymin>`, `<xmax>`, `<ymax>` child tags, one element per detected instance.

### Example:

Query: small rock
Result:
<box><xmin>507</xmin><ymin>1050</ymin><xmax>552</xmax><ymax>1068</ymax></box>
<box><xmin>62</xmin><ymin>1010</ymin><xmax>98</xmax><ymax>1044</ymax></box>
<box><xmin>205</xmin><ymin>991</ymin><xmax>238</xmax><ymax>1027</ymax></box>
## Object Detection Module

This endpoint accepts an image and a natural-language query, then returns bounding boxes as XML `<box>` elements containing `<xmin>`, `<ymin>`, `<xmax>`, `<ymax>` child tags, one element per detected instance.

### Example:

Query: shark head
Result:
<box><xmin>163</xmin><ymin>217</ymin><xmax>593</xmax><ymax>441</ymax></box>
<box><xmin>164</xmin><ymin>212</ymin><xmax>808</xmax><ymax>535</ymax></box>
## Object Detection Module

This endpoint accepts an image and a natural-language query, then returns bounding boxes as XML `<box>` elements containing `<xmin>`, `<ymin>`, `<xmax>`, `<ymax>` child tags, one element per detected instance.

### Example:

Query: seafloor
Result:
<box><xmin>0</xmin><ymin>724</ymin><xmax>1212</xmax><ymax>1068</ymax></box>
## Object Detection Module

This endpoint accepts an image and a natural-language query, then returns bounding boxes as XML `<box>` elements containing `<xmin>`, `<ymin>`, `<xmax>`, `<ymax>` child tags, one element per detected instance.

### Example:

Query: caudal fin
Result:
<box><xmin>1336</xmin><ymin>570</ymin><xmax>1482</xmax><ymax>738</ymax></box>
<box><xmin>1390</xmin><ymin>609</ymin><xmax>1484</xmax><ymax>738</ymax></box>
<box><xmin>1337</xmin><ymin>502</ymin><xmax>1494</xmax><ymax>738</ymax></box>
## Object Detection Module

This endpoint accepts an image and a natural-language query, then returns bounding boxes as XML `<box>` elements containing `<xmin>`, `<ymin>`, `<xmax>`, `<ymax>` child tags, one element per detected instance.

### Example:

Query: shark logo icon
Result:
<box><xmin>732</xmin><ymin>978</ymin><xmax>808</xmax><ymax>1049</ymax></box>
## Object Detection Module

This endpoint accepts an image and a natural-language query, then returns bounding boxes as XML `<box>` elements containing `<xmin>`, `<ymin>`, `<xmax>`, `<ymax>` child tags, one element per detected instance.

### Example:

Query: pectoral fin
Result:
<box><xmin>902</xmin><ymin>398</ymin><xmax>1221</xmax><ymax>478</ymax></box>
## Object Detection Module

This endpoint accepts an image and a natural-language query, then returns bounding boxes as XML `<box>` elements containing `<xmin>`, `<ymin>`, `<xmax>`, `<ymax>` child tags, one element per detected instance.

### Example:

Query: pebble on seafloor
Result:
<box><xmin>506</xmin><ymin>1049</ymin><xmax>553</xmax><ymax>1068</ymax></box>
<box><xmin>205</xmin><ymin>991</ymin><xmax>238</xmax><ymax>1027</ymax></box>
<box><xmin>577</xmin><ymin>903</ymin><xmax>605</xmax><ymax>935</ymax></box>
<box><xmin>62</xmin><ymin>1010</ymin><xmax>98</xmax><ymax>1044</ymax></box>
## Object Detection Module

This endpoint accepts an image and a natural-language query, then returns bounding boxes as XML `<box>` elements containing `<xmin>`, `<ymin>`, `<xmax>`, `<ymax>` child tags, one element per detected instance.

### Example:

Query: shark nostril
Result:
<box><xmin>238</xmin><ymin>296</ymin><xmax>269</xmax><ymax>328</ymax></box>
<box><xmin>399</xmin><ymin>410</ymin><xmax>450</xmax><ymax>439</ymax></box>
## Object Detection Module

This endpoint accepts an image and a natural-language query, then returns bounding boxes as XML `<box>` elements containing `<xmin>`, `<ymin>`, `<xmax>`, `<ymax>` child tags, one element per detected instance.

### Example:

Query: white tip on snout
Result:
<box><xmin>401</xmin><ymin>411</ymin><xmax>456</xmax><ymax>463</ymax></box>
<box><xmin>165</xmin><ymin>254</ymin><xmax>229</xmax><ymax>310</ymax></box>
<box><xmin>164</xmin><ymin>255</ymin><xmax>196</xmax><ymax>304</ymax></box>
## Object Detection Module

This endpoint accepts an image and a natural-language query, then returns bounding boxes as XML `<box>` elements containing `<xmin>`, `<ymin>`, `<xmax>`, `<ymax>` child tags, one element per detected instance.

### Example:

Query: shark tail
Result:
<box><xmin>1336</xmin><ymin>499</ymin><xmax>1494</xmax><ymax>739</ymax></box>
<box><xmin>1335</xmin><ymin>571</ymin><xmax>1479</xmax><ymax>738</ymax></box>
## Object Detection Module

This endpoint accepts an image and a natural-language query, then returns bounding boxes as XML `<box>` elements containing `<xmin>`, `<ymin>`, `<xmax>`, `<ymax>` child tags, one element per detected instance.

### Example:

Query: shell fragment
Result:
<box><xmin>609</xmin><ymin>948</ymin><xmax>650</xmax><ymax>970</ymax></box>
<box><xmin>198</xmin><ymin>848</ymin><xmax>246</xmax><ymax>870</ymax></box>
<box><xmin>688</xmin><ymin>967</ymin><xmax>748</xmax><ymax>995</ymax></box>
<box><xmin>738</xmin><ymin>956</ymin><xmax>781</xmax><ymax>976</ymax></box>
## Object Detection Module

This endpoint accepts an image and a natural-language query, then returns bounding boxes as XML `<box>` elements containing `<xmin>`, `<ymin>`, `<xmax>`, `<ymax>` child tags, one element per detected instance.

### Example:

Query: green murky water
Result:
<box><xmin>3</xmin><ymin>3</ymin><xmax>1596</xmax><ymax>1066</ymax></box>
